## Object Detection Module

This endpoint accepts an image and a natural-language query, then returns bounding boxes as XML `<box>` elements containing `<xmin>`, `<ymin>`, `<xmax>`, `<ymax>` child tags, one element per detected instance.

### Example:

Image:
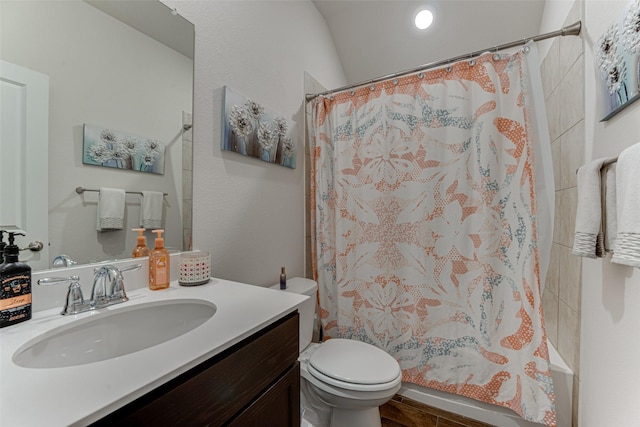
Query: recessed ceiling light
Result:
<box><xmin>414</xmin><ymin>8</ymin><xmax>434</xmax><ymax>30</ymax></box>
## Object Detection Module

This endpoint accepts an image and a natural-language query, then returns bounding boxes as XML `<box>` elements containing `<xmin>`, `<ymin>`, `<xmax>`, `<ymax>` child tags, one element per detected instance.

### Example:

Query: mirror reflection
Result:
<box><xmin>0</xmin><ymin>0</ymin><xmax>194</xmax><ymax>271</ymax></box>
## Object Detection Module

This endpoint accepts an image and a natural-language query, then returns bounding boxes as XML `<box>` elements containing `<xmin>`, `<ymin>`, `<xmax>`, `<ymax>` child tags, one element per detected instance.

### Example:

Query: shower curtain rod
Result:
<box><xmin>305</xmin><ymin>21</ymin><xmax>582</xmax><ymax>101</ymax></box>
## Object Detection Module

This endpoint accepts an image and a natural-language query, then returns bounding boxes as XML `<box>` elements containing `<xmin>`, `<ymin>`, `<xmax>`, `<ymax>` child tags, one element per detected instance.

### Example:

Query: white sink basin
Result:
<box><xmin>13</xmin><ymin>299</ymin><xmax>216</xmax><ymax>369</ymax></box>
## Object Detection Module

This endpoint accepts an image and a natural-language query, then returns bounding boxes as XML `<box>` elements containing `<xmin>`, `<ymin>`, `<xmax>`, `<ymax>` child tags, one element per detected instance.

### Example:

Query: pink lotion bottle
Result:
<box><xmin>149</xmin><ymin>229</ymin><xmax>170</xmax><ymax>290</ymax></box>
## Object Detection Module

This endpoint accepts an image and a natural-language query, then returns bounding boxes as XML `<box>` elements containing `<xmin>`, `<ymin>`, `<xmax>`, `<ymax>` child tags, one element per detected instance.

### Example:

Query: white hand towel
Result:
<box><xmin>96</xmin><ymin>187</ymin><xmax>126</xmax><ymax>232</ymax></box>
<box><xmin>603</xmin><ymin>164</ymin><xmax>617</xmax><ymax>253</ymax></box>
<box><xmin>140</xmin><ymin>191</ymin><xmax>164</xmax><ymax>229</ymax></box>
<box><xmin>572</xmin><ymin>158</ymin><xmax>612</xmax><ymax>258</ymax></box>
<box><xmin>612</xmin><ymin>143</ymin><xmax>640</xmax><ymax>267</ymax></box>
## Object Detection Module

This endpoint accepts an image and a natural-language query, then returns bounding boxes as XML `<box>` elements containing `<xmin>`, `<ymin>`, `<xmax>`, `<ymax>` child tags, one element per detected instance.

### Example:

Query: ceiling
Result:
<box><xmin>312</xmin><ymin>0</ymin><xmax>546</xmax><ymax>86</ymax></box>
<box><xmin>86</xmin><ymin>0</ymin><xmax>194</xmax><ymax>58</ymax></box>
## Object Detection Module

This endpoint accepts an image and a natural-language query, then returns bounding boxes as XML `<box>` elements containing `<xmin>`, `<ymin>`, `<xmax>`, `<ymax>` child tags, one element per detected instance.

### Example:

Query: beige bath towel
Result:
<box><xmin>96</xmin><ymin>187</ymin><xmax>125</xmax><ymax>231</ymax></box>
<box><xmin>612</xmin><ymin>143</ymin><xmax>640</xmax><ymax>267</ymax></box>
<box><xmin>573</xmin><ymin>158</ymin><xmax>612</xmax><ymax>258</ymax></box>
<box><xmin>140</xmin><ymin>191</ymin><xmax>164</xmax><ymax>229</ymax></box>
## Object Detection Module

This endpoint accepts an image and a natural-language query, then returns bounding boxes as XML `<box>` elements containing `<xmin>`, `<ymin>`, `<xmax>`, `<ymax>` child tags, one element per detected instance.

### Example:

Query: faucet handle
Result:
<box><xmin>119</xmin><ymin>263</ymin><xmax>142</xmax><ymax>274</ymax></box>
<box><xmin>38</xmin><ymin>275</ymin><xmax>86</xmax><ymax>315</ymax></box>
<box><xmin>110</xmin><ymin>263</ymin><xmax>141</xmax><ymax>303</ymax></box>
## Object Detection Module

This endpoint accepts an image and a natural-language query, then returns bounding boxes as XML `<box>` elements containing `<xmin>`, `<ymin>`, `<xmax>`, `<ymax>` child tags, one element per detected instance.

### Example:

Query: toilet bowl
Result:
<box><xmin>271</xmin><ymin>278</ymin><xmax>402</xmax><ymax>427</ymax></box>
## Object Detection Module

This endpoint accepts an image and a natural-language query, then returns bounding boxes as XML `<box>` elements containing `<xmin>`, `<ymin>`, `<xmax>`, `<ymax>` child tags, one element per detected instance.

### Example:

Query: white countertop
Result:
<box><xmin>0</xmin><ymin>278</ymin><xmax>307</xmax><ymax>426</ymax></box>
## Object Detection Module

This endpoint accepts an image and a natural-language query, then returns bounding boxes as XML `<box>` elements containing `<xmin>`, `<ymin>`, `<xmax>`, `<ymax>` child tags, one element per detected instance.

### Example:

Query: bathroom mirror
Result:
<box><xmin>0</xmin><ymin>0</ymin><xmax>194</xmax><ymax>271</ymax></box>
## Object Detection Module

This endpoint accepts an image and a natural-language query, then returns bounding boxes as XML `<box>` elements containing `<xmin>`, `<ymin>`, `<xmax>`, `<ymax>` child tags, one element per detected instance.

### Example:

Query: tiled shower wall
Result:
<box><xmin>182</xmin><ymin>111</ymin><xmax>193</xmax><ymax>251</ymax></box>
<box><xmin>540</xmin><ymin>1</ymin><xmax>584</xmax><ymax>425</ymax></box>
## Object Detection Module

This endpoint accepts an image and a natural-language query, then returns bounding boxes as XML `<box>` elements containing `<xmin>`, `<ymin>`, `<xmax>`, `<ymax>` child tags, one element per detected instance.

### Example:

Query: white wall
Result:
<box><xmin>580</xmin><ymin>1</ymin><xmax>640</xmax><ymax>425</ymax></box>
<box><xmin>159</xmin><ymin>0</ymin><xmax>346</xmax><ymax>286</ymax></box>
<box><xmin>1</xmin><ymin>1</ymin><xmax>192</xmax><ymax>265</ymax></box>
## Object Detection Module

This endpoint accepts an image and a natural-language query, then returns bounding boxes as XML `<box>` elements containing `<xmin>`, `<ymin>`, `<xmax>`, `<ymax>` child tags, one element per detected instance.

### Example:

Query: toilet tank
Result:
<box><xmin>270</xmin><ymin>277</ymin><xmax>317</xmax><ymax>352</ymax></box>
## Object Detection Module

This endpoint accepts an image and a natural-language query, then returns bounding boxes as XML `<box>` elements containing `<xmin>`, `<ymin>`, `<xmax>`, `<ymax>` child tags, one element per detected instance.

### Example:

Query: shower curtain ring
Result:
<box><xmin>418</xmin><ymin>72</ymin><xmax>424</xmax><ymax>78</ymax></box>
<box><xmin>445</xmin><ymin>65</ymin><xmax>452</xmax><ymax>73</ymax></box>
<box><xmin>493</xmin><ymin>46</ymin><xmax>500</xmax><ymax>61</ymax></box>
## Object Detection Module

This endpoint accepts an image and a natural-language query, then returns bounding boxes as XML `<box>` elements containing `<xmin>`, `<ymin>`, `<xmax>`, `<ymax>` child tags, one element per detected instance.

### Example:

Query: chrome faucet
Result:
<box><xmin>37</xmin><ymin>264</ymin><xmax>141</xmax><ymax>315</ymax></box>
<box><xmin>51</xmin><ymin>254</ymin><xmax>77</xmax><ymax>268</ymax></box>
<box><xmin>91</xmin><ymin>264</ymin><xmax>141</xmax><ymax>308</ymax></box>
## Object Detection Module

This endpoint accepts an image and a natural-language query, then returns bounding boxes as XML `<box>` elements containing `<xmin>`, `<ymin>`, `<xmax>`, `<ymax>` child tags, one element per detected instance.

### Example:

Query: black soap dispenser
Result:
<box><xmin>0</xmin><ymin>232</ymin><xmax>32</xmax><ymax>328</ymax></box>
<box><xmin>0</xmin><ymin>230</ymin><xmax>7</xmax><ymax>265</ymax></box>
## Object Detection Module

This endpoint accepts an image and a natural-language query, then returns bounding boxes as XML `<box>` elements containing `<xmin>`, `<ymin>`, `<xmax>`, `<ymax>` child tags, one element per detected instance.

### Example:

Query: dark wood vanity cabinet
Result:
<box><xmin>93</xmin><ymin>311</ymin><xmax>300</xmax><ymax>426</ymax></box>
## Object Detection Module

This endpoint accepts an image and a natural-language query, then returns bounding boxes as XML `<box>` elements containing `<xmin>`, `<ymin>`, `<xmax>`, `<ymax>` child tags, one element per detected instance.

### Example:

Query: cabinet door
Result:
<box><xmin>228</xmin><ymin>363</ymin><xmax>300</xmax><ymax>427</ymax></box>
<box><xmin>92</xmin><ymin>312</ymin><xmax>299</xmax><ymax>426</ymax></box>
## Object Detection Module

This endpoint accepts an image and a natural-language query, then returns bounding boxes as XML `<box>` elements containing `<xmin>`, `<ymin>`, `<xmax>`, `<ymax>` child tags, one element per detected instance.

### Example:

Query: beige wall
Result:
<box><xmin>540</xmin><ymin>2</ymin><xmax>584</xmax><ymax>425</ymax></box>
<box><xmin>161</xmin><ymin>0</ymin><xmax>346</xmax><ymax>286</ymax></box>
<box><xmin>580</xmin><ymin>1</ymin><xmax>640</xmax><ymax>425</ymax></box>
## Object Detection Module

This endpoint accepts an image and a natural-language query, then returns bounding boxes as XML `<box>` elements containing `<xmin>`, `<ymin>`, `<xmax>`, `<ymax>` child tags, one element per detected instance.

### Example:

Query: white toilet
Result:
<box><xmin>271</xmin><ymin>278</ymin><xmax>402</xmax><ymax>427</ymax></box>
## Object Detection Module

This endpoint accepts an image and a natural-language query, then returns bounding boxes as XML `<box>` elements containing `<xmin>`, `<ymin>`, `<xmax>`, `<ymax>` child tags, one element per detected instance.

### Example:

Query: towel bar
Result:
<box><xmin>75</xmin><ymin>187</ymin><xmax>168</xmax><ymax>196</ymax></box>
<box><xmin>575</xmin><ymin>157</ymin><xmax>617</xmax><ymax>174</ymax></box>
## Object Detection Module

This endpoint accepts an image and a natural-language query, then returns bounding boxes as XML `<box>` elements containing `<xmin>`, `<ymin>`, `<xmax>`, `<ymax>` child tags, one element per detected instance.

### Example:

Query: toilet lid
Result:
<box><xmin>308</xmin><ymin>339</ymin><xmax>401</xmax><ymax>385</ymax></box>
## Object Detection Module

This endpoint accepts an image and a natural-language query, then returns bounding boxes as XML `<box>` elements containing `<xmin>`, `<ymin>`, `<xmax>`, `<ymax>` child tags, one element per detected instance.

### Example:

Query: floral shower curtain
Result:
<box><xmin>310</xmin><ymin>45</ymin><xmax>556</xmax><ymax>426</ymax></box>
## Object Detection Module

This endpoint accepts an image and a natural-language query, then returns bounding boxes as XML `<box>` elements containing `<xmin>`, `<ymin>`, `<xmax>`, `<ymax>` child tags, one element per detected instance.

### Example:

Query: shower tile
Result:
<box><xmin>560</xmin><ymin>121</ymin><xmax>585</xmax><ymax>190</ymax></box>
<box><xmin>541</xmin><ymin>39</ymin><xmax>560</xmax><ymax>100</ymax></box>
<box><xmin>559</xmin><ymin>245</ymin><xmax>582</xmax><ymax>312</ymax></box>
<box><xmin>543</xmin><ymin>287</ymin><xmax>559</xmax><ymax>347</ymax></box>
<box><xmin>546</xmin><ymin>87</ymin><xmax>561</xmax><ymax>142</ymax></box>
<box><xmin>553</xmin><ymin>191</ymin><xmax>562</xmax><ymax>244</ymax></box>
<box><xmin>551</xmin><ymin>139</ymin><xmax>561</xmax><ymax>191</ymax></box>
<box><xmin>560</xmin><ymin>58</ymin><xmax>585</xmax><ymax>135</ymax></box>
<box><xmin>182</xmin><ymin>201</ymin><xmax>192</xmax><ymax>230</ymax></box>
<box><xmin>558</xmin><ymin>187</ymin><xmax>578</xmax><ymax>248</ymax></box>
<box><xmin>182</xmin><ymin>226</ymin><xmax>192</xmax><ymax>251</ymax></box>
<box><xmin>558</xmin><ymin>301</ymin><xmax>580</xmax><ymax>372</ymax></box>
<box><xmin>182</xmin><ymin>138</ymin><xmax>193</xmax><ymax>172</ymax></box>
<box><xmin>546</xmin><ymin>243</ymin><xmax>560</xmax><ymax>296</ymax></box>
<box><xmin>560</xmin><ymin>1</ymin><xmax>584</xmax><ymax>77</ymax></box>
<box><xmin>182</xmin><ymin>169</ymin><xmax>193</xmax><ymax>200</ymax></box>
<box><xmin>572</xmin><ymin>375</ymin><xmax>580</xmax><ymax>427</ymax></box>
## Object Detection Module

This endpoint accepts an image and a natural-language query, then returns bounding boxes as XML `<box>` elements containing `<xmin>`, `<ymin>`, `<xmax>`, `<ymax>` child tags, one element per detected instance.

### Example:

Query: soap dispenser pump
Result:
<box><xmin>0</xmin><ymin>232</ymin><xmax>32</xmax><ymax>328</ymax></box>
<box><xmin>0</xmin><ymin>230</ymin><xmax>7</xmax><ymax>265</ymax></box>
<box><xmin>131</xmin><ymin>228</ymin><xmax>150</xmax><ymax>258</ymax></box>
<box><xmin>149</xmin><ymin>229</ymin><xmax>169</xmax><ymax>290</ymax></box>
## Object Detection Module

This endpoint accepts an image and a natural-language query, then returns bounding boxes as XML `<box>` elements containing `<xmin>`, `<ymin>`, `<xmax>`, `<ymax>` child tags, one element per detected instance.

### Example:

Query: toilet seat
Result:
<box><xmin>307</xmin><ymin>363</ymin><xmax>402</xmax><ymax>392</ymax></box>
<box><xmin>307</xmin><ymin>339</ymin><xmax>402</xmax><ymax>392</ymax></box>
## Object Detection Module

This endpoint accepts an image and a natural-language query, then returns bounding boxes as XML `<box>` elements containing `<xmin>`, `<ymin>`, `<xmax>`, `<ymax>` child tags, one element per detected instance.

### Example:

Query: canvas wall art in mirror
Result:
<box><xmin>596</xmin><ymin>0</ymin><xmax>640</xmax><ymax>121</ymax></box>
<box><xmin>222</xmin><ymin>86</ymin><xmax>296</xmax><ymax>169</ymax></box>
<box><xmin>83</xmin><ymin>124</ymin><xmax>166</xmax><ymax>174</ymax></box>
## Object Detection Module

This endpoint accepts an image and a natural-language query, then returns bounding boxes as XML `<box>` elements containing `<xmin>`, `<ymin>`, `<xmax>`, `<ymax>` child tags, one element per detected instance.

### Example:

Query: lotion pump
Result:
<box><xmin>149</xmin><ymin>229</ymin><xmax>170</xmax><ymax>290</ymax></box>
<box><xmin>131</xmin><ymin>228</ymin><xmax>150</xmax><ymax>258</ymax></box>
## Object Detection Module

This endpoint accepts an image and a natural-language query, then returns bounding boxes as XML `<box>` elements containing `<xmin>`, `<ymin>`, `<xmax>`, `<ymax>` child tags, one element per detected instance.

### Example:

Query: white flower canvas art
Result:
<box><xmin>83</xmin><ymin>124</ymin><xmax>165</xmax><ymax>174</ymax></box>
<box><xmin>596</xmin><ymin>0</ymin><xmax>640</xmax><ymax>120</ymax></box>
<box><xmin>222</xmin><ymin>86</ymin><xmax>296</xmax><ymax>169</ymax></box>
